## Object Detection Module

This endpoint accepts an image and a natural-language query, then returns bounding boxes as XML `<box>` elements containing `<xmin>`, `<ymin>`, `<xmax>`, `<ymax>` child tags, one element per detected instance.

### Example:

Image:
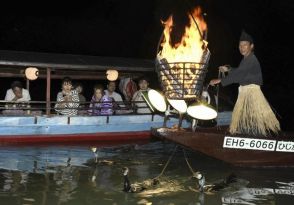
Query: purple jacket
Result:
<box><xmin>88</xmin><ymin>95</ymin><xmax>114</xmax><ymax>115</ymax></box>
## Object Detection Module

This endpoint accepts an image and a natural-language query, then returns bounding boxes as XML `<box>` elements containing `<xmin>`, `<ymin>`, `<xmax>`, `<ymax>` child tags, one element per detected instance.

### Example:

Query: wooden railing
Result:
<box><xmin>0</xmin><ymin>100</ymin><xmax>153</xmax><ymax>116</ymax></box>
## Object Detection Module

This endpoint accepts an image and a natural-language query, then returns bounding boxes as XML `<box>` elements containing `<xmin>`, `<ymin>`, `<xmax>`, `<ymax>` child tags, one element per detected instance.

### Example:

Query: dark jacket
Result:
<box><xmin>221</xmin><ymin>53</ymin><xmax>263</xmax><ymax>86</ymax></box>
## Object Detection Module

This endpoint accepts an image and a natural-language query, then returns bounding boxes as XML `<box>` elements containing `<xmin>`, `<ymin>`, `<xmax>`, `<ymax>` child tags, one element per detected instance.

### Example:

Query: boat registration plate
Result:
<box><xmin>276</xmin><ymin>141</ymin><xmax>294</xmax><ymax>152</ymax></box>
<box><xmin>223</xmin><ymin>136</ymin><xmax>276</xmax><ymax>151</ymax></box>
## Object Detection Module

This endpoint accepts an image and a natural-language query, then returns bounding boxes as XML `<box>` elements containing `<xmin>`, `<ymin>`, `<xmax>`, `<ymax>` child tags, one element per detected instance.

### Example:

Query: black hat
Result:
<box><xmin>239</xmin><ymin>30</ymin><xmax>253</xmax><ymax>43</ymax></box>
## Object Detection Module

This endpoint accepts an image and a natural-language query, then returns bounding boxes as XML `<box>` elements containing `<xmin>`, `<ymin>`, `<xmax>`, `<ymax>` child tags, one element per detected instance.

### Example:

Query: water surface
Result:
<box><xmin>0</xmin><ymin>140</ymin><xmax>294</xmax><ymax>205</ymax></box>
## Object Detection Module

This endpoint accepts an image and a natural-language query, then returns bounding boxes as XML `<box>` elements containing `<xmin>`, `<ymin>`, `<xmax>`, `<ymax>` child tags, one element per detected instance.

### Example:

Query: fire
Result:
<box><xmin>156</xmin><ymin>7</ymin><xmax>210</xmax><ymax>100</ymax></box>
<box><xmin>159</xmin><ymin>6</ymin><xmax>207</xmax><ymax>63</ymax></box>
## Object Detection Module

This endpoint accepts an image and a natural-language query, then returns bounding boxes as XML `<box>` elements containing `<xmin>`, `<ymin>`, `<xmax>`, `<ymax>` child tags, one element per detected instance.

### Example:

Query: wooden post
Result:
<box><xmin>26</xmin><ymin>79</ymin><xmax>30</xmax><ymax>92</ymax></box>
<box><xmin>46</xmin><ymin>68</ymin><xmax>51</xmax><ymax>116</ymax></box>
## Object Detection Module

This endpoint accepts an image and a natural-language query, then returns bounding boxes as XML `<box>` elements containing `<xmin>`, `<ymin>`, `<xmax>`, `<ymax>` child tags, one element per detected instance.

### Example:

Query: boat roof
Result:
<box><xmin>0</xmin><ymin>50</ymin><xmax>156</xmax><ymax>79</ymax></box>
<box><xmin>0</xmin><ymin>50</ymin><xmax>155</xmax><ymax>72</ymax></box>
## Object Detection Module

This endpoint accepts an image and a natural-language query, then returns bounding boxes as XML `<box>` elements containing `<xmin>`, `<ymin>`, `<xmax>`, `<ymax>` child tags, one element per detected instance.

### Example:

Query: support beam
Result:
<box><xmin>46</xmin><ymin>68</ymin><xmax>51</xmax><ymax>115</ymax></box>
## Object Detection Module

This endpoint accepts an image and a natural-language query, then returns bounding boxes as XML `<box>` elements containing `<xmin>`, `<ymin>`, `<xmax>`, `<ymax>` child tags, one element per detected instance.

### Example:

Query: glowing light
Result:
<box><xmin>106</xmin><ymin>69</ymin><xmax>119</xmax><ymax>81</ymax></box>
<box><xmin>142</xmin><ymin>89</ymin><xmax>167</xmax><ymax>112</ymax></box>
<box><xmin>187</xmin><ymin>103</ymin><xmax>217</xmax><ymax>120</ymax></box>
<box><xmin>167</xmin><ymin>99</ymin><xmax>187</xmax><ymax>113</ymax></box>
<box><xmin>159</xmin><ymin>6</ymin><xmax>207</xmax><ymax>64</ymax></box>
<box><xmin>25</xmin><ymin>67</ymin><xmax>39</xmax><ymax>80</ymax></box>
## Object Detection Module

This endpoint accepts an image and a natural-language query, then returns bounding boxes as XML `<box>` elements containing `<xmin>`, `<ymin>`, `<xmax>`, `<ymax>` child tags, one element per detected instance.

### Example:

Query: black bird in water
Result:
<box><xmin>194</xmin><ymin>172</ymin><xmax>237</xmax><ymax>193</ymax></box>
<box><xmin>122</xmin><ymin>167</ymin><xmax>159</xmax><ymax>193</ymax></box>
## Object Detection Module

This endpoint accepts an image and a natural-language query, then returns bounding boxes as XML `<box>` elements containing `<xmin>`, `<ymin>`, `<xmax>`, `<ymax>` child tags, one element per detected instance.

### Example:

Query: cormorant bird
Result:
<box><xmin>194</xmin><ymin>172</ymin><xmax>237</xmax><ymax>193</ymax></box>
<box><xmin>122</xmin><ymin>167</ymin><xmax>159</xmax><ymax>193</ymax></box>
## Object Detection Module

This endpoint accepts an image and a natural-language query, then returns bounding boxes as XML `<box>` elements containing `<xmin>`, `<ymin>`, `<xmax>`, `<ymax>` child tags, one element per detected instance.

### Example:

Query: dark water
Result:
<box><xmin>0</xmin><ymin>140</ymin><xmax>294</xmax><ymax>205</ymax></box>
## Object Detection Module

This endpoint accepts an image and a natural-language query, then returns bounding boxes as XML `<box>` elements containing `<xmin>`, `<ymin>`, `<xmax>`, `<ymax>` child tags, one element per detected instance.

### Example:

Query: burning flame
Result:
<box><xmin>159</xmin><ymin>7</ymin><xmax>207</xmax><ymax>63</ymax></box>
<box><xmin>156</xmin><ymin>7</ymin><xmax>210</xmax><ymax>100</ymax></box>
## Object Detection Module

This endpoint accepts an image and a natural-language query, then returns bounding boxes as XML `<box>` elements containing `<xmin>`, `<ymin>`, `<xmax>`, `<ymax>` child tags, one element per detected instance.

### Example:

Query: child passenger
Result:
<box><xmin>55</xmin><ymin>77</ymin><xmax>79</xmax><ymax>115</ymax></box>
<box><xmin>88</xmin><ymin>84</ymin><xmax>114</xmax><ymax>115</ymax></box>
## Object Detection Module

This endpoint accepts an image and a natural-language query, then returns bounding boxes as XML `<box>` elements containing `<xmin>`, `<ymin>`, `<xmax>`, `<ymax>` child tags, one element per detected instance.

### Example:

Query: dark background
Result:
<box><xmin>0</xmin><ymin>0</ymin><xmax>293</xmax><ymax>130</ymax></box>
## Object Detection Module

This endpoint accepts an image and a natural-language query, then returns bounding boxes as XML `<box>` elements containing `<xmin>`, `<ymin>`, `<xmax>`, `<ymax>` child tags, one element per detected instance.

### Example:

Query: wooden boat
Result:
<box><xmin>152</xmin><ymin>126</ymin><xmax>294</xmax><ymax>167</ymax></box>
<box><xmin>0</xmin><ymin>50</ymin><xmax>192</xmax><ymax>143</ymax></box>
<box><xmin>0</xmin><ymin>50</ymin><xmax>232</xmax><ymax>143</ymax></box>
<box><xmin>0</xmin><ymin>114</ymin><xmax>192</xmax><ymax>143</ymax></box>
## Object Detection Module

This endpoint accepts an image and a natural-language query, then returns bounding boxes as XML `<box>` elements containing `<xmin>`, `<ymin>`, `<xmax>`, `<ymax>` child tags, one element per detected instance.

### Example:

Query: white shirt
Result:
<box><xmin>4</xmin><ymin>88</ymin><xmax>31</xmax><ymax>102</ymax></box>
<box><xmin>104</xmin><ymin>90</ymin><xmax>125</xmax><ymax>107</ymax></box>
<box><xmin>132</xmin><ymin>89</ymin><xmax>152</xmax><ymax>114</ymax></box>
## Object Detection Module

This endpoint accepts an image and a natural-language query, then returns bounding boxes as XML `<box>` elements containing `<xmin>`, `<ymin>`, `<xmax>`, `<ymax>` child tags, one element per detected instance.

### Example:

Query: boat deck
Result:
<box><xmin>152</xmin><ymin>126</ymin><xmax>294</xmax><ymax>167</ymax></box>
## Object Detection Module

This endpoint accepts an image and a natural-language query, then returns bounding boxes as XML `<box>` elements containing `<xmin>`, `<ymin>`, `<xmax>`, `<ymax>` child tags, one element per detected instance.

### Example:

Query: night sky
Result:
<box><xmin>0</xmin><ymin>0</ymin><xmax>293</xmax><ymax>130</ymax></box>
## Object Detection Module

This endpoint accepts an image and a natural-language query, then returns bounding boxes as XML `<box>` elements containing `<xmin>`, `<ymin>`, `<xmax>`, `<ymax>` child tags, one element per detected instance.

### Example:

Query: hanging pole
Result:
<box><xmin>184</xmin><ymin>0</ymin><xmax>206</xmax><ymax>41</ymax></box>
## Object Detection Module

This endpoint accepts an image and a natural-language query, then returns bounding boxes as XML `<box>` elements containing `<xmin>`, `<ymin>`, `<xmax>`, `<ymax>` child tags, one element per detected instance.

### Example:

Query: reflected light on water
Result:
<box><xmin>0</xmin><ymin>141</ymin><xmax>294</xmax><ymax>204</ymax></box>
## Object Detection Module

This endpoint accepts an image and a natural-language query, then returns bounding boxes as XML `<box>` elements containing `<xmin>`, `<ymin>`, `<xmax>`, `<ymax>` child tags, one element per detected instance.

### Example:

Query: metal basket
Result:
<box><xmin>156</xmin><ymin>49</ymin><xmax>210</xmax><ymax>100</ymax></box>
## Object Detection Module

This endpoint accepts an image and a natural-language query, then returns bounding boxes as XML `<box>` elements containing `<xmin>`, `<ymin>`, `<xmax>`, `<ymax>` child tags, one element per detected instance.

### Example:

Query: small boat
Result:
<box><xmin>152</xmin><ymin>126</ymin><xmax>294</xmax><ymax>167</ymax></box>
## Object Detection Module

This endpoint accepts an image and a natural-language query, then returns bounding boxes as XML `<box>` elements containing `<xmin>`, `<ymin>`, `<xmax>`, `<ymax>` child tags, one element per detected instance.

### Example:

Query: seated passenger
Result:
<box><xmin>74</xmin><ymin>82</ymin><xmax>86</xmax><ymax>105</ymax></box>
<box><xmin>5</xmin><ymin>80</ymin><xmax>31</xmax><ymax>102</ymax></box>
<box><xmin>2</xmin><ymin>81</ymin><xmax>31</xmax><ymax>115</ymax></box>
<box><xmin>88</xmin><ymin>84</ymin><xmax>114</xmax><ymax>115</ymax></box>
<box><xmin>74</xmin><ymin>82</ymin><xmax>87</xmax><ymax>114</ymax></box>
<box><xmin>104</xmin><ymin>81</ymin><xmax>124</xmax><ymax>108</ymax></box>
<box><xmin>132</xmin><ymin>77</ymin><xmax>152</xmax><ymax>114</ymax></box>
<box><xmin>55</xmin><ymin>77</ymin><xmax>79</xmax><ymax>115</ymax></box>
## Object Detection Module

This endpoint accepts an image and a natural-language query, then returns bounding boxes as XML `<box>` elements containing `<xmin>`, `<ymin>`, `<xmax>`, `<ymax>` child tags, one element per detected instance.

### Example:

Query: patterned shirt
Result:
<box><xmin>55</xmin><ymin>90</ymin><xmax>79</xmax><ymax>115</ymax></box>
<box><xmin>88</xmin><ymin>95</ymin><xmax>114</xmax><ymax>115</ymax></box>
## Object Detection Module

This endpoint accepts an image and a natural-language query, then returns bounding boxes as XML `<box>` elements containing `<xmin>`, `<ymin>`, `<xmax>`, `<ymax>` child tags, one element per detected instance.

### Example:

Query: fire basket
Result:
<box><xmin>156</xmin><ymin>48</ymin><xmax>210</xmax><ymax>101</ymax></box>
<box><xmin>155</xmin><ymin>6</ymin><xmax>211</xmax><ymax>101</ymax></box>
<box><xmin>144</xmin><ymin>6</ymin><xmax>217</xmax><ymax>121</ymax></box>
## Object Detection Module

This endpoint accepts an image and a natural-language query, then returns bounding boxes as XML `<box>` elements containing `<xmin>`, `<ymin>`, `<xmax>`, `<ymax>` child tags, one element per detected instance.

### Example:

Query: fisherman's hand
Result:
<box><xmin>219</xmin><ymin>66</ymin><xmax>229</xmax><ymax>73</ymax></box>
<box><xmin>209</xmin><ymin>79</ymin><xmax>221</xmax><ymax>86</ymax></box>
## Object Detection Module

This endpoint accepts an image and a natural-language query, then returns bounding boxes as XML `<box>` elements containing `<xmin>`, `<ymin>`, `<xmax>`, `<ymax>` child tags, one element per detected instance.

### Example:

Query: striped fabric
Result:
<box><xmin>55</xmin><ymin>90</ymin><xmax>80</xmax><ymax>115</ymax></box>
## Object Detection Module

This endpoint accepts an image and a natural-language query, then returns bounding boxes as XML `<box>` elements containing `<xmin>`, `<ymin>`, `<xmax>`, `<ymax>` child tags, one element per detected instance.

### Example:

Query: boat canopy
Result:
<box><xmin>0</xmin><ymin>50</ymin><xmax>157</xmax><ymax>115</ymax></box>
<box><xmin>0</xmin><ymin>50</ymin><xmax>155</xmax><ymax>79</ymax></box>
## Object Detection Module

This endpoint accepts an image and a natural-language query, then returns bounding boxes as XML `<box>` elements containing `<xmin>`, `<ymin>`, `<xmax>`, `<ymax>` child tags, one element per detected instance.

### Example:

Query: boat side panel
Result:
<box><xmin>0</xmin><ymin>115</ymin><xmax>191</xmax><ymax>136</ymax></box>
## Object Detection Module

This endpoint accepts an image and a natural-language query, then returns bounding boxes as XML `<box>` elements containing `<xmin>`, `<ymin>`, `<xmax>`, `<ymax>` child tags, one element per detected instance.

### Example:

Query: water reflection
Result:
<box><xmin>0</xmin><ymin>141</ymin><xmax>294</xmax><ymax>205</ymax></box>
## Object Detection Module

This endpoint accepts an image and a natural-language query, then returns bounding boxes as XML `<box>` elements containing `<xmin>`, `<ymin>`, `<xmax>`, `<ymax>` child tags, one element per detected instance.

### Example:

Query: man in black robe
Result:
<box><xmin>210</xmin><ymin>30</ymin><xmax>280</xmax><ymax>136</ymax></box>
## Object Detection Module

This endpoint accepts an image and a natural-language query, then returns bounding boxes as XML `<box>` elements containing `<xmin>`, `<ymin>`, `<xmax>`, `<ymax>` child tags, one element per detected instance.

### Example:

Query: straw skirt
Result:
<box><xmin>230</xmin><ymin>84</ymin><xmax>280</xmax><ymax>136</ymax></box>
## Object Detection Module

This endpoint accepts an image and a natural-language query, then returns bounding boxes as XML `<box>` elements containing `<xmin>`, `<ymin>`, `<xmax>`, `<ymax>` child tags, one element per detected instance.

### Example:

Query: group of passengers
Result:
<box><xmin>2</xmin><ymin>76</ymin><xmax>152</xmax><ymax>116</ymax></box>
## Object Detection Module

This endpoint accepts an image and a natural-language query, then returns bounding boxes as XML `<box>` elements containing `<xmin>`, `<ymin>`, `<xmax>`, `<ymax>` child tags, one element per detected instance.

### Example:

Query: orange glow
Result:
<box><xmin>158</xmin><ymin>6</ymin><xmax>207</xmax><ymax>63</ymax></box>
<box><xmin>157</xmin><ymin>7</ymin><xmax>209</xmax><ymax>99</ymax></box>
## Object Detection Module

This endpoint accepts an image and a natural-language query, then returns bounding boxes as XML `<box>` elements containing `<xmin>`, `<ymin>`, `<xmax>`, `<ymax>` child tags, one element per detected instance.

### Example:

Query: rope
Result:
<box><xmin>154</xmin><ymin>145</ymin><xmax>178</xmax><ymax>179</ymax></box>
<box><xmin>216</xmin><ymin>70</ymin><xmax>221</xmax><ymax>112</ymax></box>
<box><xmin>182</xmin><ymin>148</ymin><xmax>196</xmax><ymax>176</ymax></box>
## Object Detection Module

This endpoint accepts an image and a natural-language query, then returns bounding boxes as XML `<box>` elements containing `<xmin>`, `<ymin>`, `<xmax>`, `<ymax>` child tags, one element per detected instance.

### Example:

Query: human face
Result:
<box><xmin>94</xmin><ymin>89</ymin><xmax>103</xmax><ymax>100</ymax></box>
<box><xmin>107</xmin><ymin>82</ymin><xmax>116</xmax><ymax>93</ymax></box>
<box><xmin>13</xmin><ymin>86</ymin><xmax>23</xmax><ymax>98</ymax></box>
<box><xmin>239</xmin><ymin>41</ymin><xmax>254</xmax><ymax>57</ymax></box>
<box><xmin>62</xmin><ymin>82</ymin><xmax>72</xmax><ymax>93</ymax></box>
<box><xmin>76</xmin><ymin>86</ymin><xmax>83</xmax><ymax>94</ymax></box>
<box><xmin>139</xmin><ymin>80</ymin><xmax>149</xmax><ymax>90</ymax></box>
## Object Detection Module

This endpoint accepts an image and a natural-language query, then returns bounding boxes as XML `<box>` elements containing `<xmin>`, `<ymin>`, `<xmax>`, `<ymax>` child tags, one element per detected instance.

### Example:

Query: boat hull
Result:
<box><xmin>0</xmin><ymin>114</ymin><xmax>189</xmax><ymax>143</ymax></box>
<box><xmin>152</xmin><ymin>126</ymin><xmax>294</xmax><ymax>167</ymax></box>
<box><xmin>0</xmin><ymin>131</ymin><xmax>151</xmax><ymax>143</ymax></box>
<box><xmin>0</xmin><ymin>112</ymin><xmax>232</xmax><ymax>144</ymax></box>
